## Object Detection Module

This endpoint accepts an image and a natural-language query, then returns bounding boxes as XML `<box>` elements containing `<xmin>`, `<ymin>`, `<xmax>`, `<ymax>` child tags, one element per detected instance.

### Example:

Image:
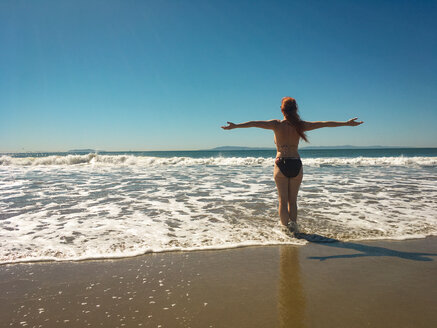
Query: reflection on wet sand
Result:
<box><xmin>278</xmin><ymin>246</ymin><xmax>306</xmax><ymax>328</ymax></box>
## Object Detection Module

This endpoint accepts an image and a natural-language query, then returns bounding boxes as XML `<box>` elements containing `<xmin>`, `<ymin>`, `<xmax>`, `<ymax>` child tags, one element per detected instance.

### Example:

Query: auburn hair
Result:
<box><xmin>281</xmin><ymin>97</ymin><xmax>308</xmax><ymax>142</ymax></box>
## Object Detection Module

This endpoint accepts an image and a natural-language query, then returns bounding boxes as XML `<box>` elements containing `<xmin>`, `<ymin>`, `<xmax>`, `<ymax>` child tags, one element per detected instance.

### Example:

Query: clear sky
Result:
<box><xmin>1</xmin><ymin>0</ymin><xmax>436</xmax><ymax>152</ymax></box>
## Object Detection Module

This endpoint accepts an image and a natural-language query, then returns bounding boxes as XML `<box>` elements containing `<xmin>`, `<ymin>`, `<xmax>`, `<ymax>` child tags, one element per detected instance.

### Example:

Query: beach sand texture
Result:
<box><xmin>1</xmin><ymin>236</ymin><xmax>437</xmax><ymax>328</ymax></box>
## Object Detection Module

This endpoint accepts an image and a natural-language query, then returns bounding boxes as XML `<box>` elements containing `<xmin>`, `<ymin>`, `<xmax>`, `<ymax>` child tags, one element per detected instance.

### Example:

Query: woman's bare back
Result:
<box><xmin>274</xmin><ymin>120</ymin><xmax>301</xmax><ymax>158</ymax></box>
<box><xmin>221</xmin><ymin>101</ymin><xmax>363</xmax><ymax>228</ymax></box>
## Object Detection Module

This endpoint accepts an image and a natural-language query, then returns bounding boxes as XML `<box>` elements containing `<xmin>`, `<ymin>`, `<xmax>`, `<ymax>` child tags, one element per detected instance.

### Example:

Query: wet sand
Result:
<box><xmin>1</xmin><ymin>236</ymin><xmax>437</xmax><ymax>328</ymax></box>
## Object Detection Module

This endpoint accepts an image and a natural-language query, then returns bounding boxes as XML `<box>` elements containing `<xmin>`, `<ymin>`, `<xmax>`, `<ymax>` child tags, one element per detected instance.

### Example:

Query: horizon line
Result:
<box><xmin>1</xmin><ymin>145</ymin><xmax>437</xmax><ymax>154</ymax></box>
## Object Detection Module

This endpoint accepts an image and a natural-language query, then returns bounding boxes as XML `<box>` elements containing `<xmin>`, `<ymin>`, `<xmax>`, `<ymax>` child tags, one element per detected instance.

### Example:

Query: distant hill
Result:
<box><xmin>208</xmin><ymin>146</ymin><xmax>275</xmax><ymax>151</ymax></box>
<box><xmin>68</xmin><ymin>149</ymin><xmax>96</xmax><ymax>153</ymax></box>
<box><xmin>300</xmin><ymin>145</ymin><xmax>407</xmax><ymax>149</ymax></box>
<box><xmin>208</xmin><ymin>145</ymin><xmax>410</xmax><ymax>151</ymax></box>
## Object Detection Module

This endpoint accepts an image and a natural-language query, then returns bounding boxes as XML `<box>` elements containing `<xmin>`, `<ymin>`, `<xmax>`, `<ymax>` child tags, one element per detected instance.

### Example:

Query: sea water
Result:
<box><xmin>1</xmin><ymin>148</ymin><xmax>436</xmax><ymax>264</ymax></box>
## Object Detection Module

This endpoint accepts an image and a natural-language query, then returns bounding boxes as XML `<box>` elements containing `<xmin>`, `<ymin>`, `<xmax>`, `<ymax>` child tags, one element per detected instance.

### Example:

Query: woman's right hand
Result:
<box><xmin>221</xmin><ymin>122</ymin><xmax>237</xmax><ymax>130</ymax></box>
<box><xmin>346</xmin><ymin>118</ymin><xmax>364</xmax><ymax>126</ymax></box>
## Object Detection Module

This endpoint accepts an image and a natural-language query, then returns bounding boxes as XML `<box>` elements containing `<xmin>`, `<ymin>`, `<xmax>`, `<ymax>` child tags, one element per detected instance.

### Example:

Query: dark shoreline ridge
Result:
<box><xmin>2</xmin><ymin>146</ymin><xmax>437</xmax><ymax>155</ymax></box>
<box><xmin>208</xmin><ymin>145</ymin><xmax>432</xmax><ymax>151</ymax></box>
<box><xmin>67</xmin><ymin>149</ymin><xmax>97</xmax><ymax>153</ymax></box>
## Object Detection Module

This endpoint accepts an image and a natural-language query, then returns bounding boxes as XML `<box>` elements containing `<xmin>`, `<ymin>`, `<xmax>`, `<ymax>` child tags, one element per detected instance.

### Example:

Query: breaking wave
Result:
<box><xmin>0</xmin><ymin>154</ymin><xmax>436</xmax><ymax>167</ymax></box>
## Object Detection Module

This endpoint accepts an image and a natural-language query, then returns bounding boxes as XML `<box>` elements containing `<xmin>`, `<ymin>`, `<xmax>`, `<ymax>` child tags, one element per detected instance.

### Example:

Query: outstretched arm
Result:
<box><xmin>221</xmin><ymin>120</ymin><xmax>279</xmax><ymax>130</ymax></box>
<box><xmin>303</xmin><ymin>118</ymin><xmax>363</xmax><ymax>131</ymax></box>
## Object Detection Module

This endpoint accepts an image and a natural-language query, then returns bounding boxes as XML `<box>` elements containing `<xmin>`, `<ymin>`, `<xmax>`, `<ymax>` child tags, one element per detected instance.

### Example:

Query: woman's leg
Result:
<box><xmin>274</xmin><ymin>164</ymin><xmax>290</xmax><ymax>226</ymax></box>
<box><xmin>288</xmin><ymin>167</ymin><xmax>303</xmax><ymax>223</ymax></box>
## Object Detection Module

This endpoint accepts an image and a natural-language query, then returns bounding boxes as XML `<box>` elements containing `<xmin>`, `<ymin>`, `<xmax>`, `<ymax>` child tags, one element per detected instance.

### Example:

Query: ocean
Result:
<box><xmin>1</xmin><ymin>148</ymin><xmax>436</xmax><ymax>264</ymax></box>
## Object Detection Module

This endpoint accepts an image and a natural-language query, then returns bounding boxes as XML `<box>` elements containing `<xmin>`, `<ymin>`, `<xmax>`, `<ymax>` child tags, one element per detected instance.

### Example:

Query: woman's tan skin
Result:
<box><xmin>221</xmin><ymin>106</ymin><xmax>363</xmax><ymax>227</ymax></box>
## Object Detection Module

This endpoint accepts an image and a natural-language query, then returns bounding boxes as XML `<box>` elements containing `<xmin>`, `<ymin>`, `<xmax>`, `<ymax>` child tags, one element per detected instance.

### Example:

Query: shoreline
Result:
<box><xmin>2</xmin><ymin>234</ymin><xmax>436</xmax><ymax>266</ymax></box>
<box><xmin>1</xmin><ymin>236</ymin><xmax>437</xmax><ymax>327</ymax></box>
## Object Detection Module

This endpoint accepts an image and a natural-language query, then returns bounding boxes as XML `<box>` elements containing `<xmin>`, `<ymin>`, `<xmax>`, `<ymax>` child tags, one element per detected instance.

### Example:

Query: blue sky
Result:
<box><xmin>1</xmin><ymin>0</ymin><xmax>436</xmax><ymax>152</ymax></box>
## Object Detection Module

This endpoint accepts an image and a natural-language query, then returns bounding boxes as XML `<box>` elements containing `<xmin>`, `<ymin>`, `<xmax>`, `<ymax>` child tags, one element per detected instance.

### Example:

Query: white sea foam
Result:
<box><xmin>1</xmin><ymin>154</ymin><xmax>436</xmax><ymax>167</ymax></box>
<box><xmin>0</xmin><ymin>155</ymin><xmax>436</xmax><ymax>264</ymax></box>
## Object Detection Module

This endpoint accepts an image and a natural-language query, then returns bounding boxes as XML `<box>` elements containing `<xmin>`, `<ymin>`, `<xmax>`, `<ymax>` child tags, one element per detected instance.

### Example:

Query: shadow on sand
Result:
<box><xmin>294</xmin><ymin>232</ymin><xmax>437</xmax><ymax>262</ymax></box>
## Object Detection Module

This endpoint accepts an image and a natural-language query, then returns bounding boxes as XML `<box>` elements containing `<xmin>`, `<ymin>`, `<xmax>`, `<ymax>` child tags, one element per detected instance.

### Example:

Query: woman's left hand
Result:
<box><xmin>347</xmin><ymin>118</ymin><xmax>364</xmax><ymax>126</ymax></box>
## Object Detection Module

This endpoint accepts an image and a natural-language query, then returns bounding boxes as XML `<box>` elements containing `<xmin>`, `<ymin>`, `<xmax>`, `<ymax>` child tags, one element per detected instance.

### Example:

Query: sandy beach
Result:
<box><xmin>1</xmin><ymin>236</ymin><xmax>436</xmax><ymax>328</ymax></box>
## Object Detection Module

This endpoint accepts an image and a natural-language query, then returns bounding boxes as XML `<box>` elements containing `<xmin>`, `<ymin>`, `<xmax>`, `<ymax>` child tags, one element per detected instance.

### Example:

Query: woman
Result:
<box><xmin>221</xmin><ymin>97</ymin><xmax>363</xmax><ymax>232</ymax></box>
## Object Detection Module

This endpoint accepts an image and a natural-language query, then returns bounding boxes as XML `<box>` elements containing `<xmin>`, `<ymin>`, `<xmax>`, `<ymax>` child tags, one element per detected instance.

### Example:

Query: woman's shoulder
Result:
<box><xmin>265</xmin><ymin>119</ymin><xmax>282</xmax><ymax>128</ymax></box>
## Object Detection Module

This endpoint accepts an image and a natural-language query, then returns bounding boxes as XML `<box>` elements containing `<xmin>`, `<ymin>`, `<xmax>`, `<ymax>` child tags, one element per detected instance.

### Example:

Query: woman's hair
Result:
<box><xmin>281</xmin><ymin>97</ymin><xmax>308</xmax><ymax>142</ymax></box>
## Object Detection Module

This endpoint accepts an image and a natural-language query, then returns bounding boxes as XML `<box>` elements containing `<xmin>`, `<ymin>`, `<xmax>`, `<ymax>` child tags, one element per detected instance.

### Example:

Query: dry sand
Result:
<box><xmin>1</xmin><ymin>236</ymin><xmax>437</xmax><ymax>328</ymax></box>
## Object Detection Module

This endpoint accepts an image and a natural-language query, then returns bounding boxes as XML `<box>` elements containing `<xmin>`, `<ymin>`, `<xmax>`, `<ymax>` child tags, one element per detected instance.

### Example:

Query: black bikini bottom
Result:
<box><xmin>275</xmin><ymin>157</ymin><xmax>302</xmax><ymax>178</ymax></box>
